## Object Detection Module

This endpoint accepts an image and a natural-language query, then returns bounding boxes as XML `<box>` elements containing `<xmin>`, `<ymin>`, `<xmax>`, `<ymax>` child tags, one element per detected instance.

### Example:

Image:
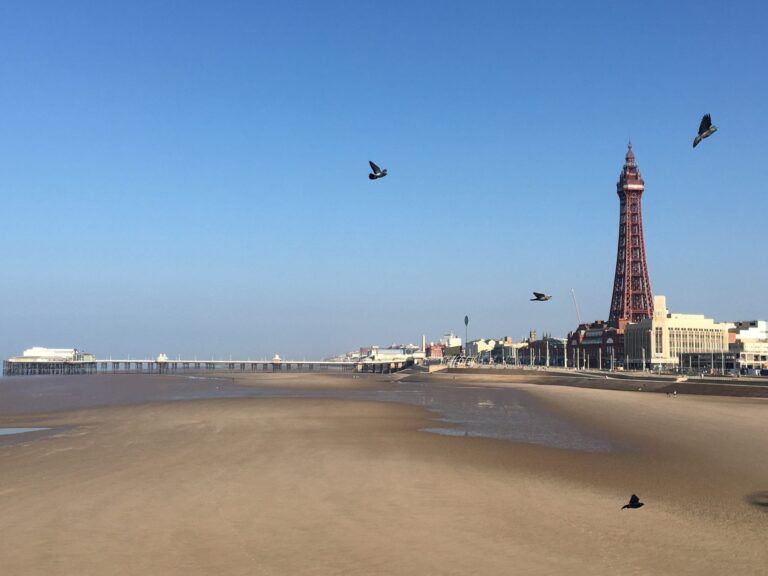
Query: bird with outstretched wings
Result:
<box><xmin>693</xmin><ymin>114</ymin><xmax>718</xmax><ymax>148</ymax></box>
<box><xmin>622</xmin><ymin>494</ymin><xmax>644</xmax><ymax>509</ymax></box>
<box><xmin>368</xmin><ymin>160</ymin><xmax>388</xmax><ymax>180</ymax></box>
<box><xmin>530</xmin><ymin>292</ymin><xmax>552</xmax><ymax>301</ymax></box>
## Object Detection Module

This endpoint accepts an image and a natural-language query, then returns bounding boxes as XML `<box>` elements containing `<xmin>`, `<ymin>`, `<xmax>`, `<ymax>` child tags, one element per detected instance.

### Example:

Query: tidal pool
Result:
<box><xmin>0</xmin><ymin>427</ymin><xmax>50</xmax><ymax>436</ymax></box>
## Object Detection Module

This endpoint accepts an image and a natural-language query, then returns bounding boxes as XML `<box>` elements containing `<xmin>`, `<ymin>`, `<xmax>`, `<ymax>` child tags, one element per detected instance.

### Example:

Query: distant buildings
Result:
<box><xmin>458</xmin><ymin>334</ymin><xmax>566</xmax><ymax>367</ymax></box>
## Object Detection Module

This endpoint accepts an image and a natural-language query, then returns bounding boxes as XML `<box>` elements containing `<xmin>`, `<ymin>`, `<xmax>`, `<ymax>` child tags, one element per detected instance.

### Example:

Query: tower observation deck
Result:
<box><xmin>608</xmin><ymin>143</ymin><xmax>653</xmax><ymax>328</ymax></box>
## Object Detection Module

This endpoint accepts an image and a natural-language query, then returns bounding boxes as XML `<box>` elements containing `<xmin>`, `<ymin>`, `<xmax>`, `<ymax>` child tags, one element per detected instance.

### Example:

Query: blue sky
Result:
<box><xmin>1</xmin><ymin>1</ymin><xmax>766</xmax><ymax>361</ymax></box>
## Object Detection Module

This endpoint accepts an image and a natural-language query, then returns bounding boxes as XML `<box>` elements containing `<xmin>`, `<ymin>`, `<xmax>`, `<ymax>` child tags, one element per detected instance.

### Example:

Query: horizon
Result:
<box><xmin>2</xmin><ymin>1</ymin><xmax>766</xmax><ymax>361</ymax></box>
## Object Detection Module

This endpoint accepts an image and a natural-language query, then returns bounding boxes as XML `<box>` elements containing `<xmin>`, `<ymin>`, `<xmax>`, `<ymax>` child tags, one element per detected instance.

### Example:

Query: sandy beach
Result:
<box><xmin>1</xmin><ymin>371</ymin><xmax>767</xmax><ymax>575</ymax></box>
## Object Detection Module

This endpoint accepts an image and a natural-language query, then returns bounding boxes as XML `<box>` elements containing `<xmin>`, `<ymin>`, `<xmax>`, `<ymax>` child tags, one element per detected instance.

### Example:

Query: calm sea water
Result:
<box><xmin>0</xmin><ymin>374</ymin><xmax>616</xmax><ymax>453</ymax></box>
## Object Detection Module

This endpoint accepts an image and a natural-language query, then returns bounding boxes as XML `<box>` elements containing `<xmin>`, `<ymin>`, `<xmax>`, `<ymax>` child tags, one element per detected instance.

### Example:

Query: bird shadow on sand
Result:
<box><xmin>745</xmin><ymin>491</ymin><xmax>768</xmax><ymax>509</ymax></box>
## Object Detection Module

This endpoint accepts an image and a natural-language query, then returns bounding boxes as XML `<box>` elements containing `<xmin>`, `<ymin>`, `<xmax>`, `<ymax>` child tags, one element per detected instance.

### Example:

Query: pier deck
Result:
<box><xmin>3</xmin><ymin>358</ymin><xmax>408</xmax><ymax>376</ymax></box>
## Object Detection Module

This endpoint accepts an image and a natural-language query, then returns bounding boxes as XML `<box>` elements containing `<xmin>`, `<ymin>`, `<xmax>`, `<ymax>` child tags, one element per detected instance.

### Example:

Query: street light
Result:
<box><xmin>464</xmin><ymin>315</ymin><xmax>469</xmax><ymax>357</ymax></box>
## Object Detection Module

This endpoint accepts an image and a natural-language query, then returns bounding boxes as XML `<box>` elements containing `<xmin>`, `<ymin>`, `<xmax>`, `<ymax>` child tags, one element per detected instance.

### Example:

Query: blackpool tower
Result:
<box><xmin>608</xmin><ymin>143</ymin><xmax>653</xmax><ymax>328</ymax></box>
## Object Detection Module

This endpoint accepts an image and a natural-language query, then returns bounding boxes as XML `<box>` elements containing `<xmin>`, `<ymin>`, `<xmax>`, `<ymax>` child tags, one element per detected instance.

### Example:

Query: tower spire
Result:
<box><xmin>624</xmin><ymin>141</ymin><xmax>637</xmax><ymax>169</ymax></box>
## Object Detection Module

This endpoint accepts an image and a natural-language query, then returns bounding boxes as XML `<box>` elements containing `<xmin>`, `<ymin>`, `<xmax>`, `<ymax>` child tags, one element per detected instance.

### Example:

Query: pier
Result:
<box><xmin>3</xmin><ymin>358</ymin><xmax>410</xmax><ymax>376</ymax></box>
<box><xmin>94</xmin><ymin>359</ymin><xmax>359</xmax><ymax>374</ymax></box>
<box><xmin>2</xmin><ymin>360</ymin><xmax>98</xmax><ymax>376</ymax></box>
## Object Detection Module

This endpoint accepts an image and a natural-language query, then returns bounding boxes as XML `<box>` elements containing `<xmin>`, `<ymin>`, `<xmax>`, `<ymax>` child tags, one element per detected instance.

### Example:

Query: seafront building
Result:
<box><xmin>727</xmin><ymin>320</ymin><xmax>768</xmax><ymax>373</ymax></box>
<box><xmin>517</xmin><ymin>335</ymin><xmax>566</xmax><ymax>367</ymax></box>
<box><xmin>567</xmin><ymin>321</ymin><xmax>623</xmax><ymax>370</ymax></box>
<box><xmin>500</xmin><ymin>340</ymin><xmax>530</xmax><ymax>364</ymax></box>
<box><xmin>465</xmin><ymin>339</ymin><xmax>497</xmax><ymax>358</ymax></box>
<box><xmin>623</xmin><ymin>296</ymin><xmax>730</xmax><ymax>370</ymax></box>
<box><xmin>360</xmin><ymin>347</ymin><xmax>410</xmax><ymax>364</ymax></box>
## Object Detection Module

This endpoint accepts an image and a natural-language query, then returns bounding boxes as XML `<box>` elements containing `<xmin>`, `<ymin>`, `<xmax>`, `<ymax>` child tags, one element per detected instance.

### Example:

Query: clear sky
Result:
<box><xmin>1</xmin><ymin>1</ymin><xmax>766</xmax><ymax>361</ymax></box>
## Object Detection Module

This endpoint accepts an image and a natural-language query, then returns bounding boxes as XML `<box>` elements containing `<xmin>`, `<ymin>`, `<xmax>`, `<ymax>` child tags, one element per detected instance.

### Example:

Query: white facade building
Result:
<box><xmin>439</xmin><ymin>333</ymin><xmax>462</xmax><ymax>348</ymax></box>
<box><xmin>731</xmin><ymin>320</ymin><xmax>768</xmax><ymax>341</ymax></box>
<box><xmin>729</xmin><ymin>320</ymin><xmax>768</xmax><ymax>371</ymax></box>
<box><xmin>465</xmin><ymin>339</ymin><xmax>497</xmax><ymax>357</ymax></box>
<box><xmin>362</xmin><ymin>348</ymin><xmax>409</xmax><ymax>363</ymax></box>
<box><xmin>624</xmin><ymin>296</ymin><xmax>730</xmax><ymax>370</ymax></box>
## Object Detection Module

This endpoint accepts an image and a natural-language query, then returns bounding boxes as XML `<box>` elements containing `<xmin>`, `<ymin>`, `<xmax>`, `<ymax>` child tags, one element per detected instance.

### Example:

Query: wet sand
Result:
<box><xmin>1</xmin><ymin>372</ymin><xmax>767</xmax><ymax>575</ymax></box>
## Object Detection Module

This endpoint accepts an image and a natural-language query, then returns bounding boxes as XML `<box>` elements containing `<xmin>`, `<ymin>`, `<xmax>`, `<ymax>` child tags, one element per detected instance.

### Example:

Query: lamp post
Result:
<box><xmin>721</xmin><ymin>351</ymin><xmax>725</xmax><ymax>375</ymax></box>
<box><xmin>464</xmin><ymin>315</ymin><xmax>469</xmax><ymax>357</ymax></box>
<box><xmin>598</xmin><ymin>347</ymin><xmax>602</xmax><ymax>372</ymax></box>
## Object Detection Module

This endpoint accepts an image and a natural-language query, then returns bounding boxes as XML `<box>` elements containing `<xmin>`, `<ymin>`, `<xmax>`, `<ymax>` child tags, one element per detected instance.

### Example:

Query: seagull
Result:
<box><xmin>530</xmin><ymin>292</ymin><xmax>552</xmax><ymax>301</ymax></box>
<box><xmin>368</xmin><ymin>160</ymin><xmax>387</xmax><ymax>180</ymax></box>
<box><xmin>622</xmin><ymin>494</ymin><xmax>644</xmax><ymax>510</ymax></box>
<box><xmin>693</xmin><ymin>114</ymin><xmax>718</xmax><ymax>148</ymax></box>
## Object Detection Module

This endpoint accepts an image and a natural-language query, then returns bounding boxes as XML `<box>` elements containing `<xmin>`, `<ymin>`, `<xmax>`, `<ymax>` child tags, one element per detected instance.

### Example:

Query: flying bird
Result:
<box><xmin>622</xmin><ymin>494</ymin><xmax>644</xmax><ymax>510</ymax></box>
<box><xmin>530</xmin><ymin>292</ymin><xmax>552</xmax><ymax>301</ymax></box>
<box><xmin>693</xmin><ymin>114</ymin><xmax>718</xmax><ymax>148</ymax></box>
<box><xmin>368</xmin><ymin>160</ymin><xmax>387</xmax><ymax>180</ymax></box>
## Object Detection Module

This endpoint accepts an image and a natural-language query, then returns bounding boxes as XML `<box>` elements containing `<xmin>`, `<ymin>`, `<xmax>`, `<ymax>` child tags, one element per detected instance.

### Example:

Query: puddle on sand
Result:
<box><xmin>0</xmin><ymin>427</ymin><xmax>50</xmax><ymax>436</ymax></box>
<box><xmin>402</xmin><ymin>384</ymin><xmax>617</xmax><ymax>453</ymax></box>
<box><xmin>0</xmin><ymin>427</ymin><xmax>57</xmax><ymax>447</ymax></box>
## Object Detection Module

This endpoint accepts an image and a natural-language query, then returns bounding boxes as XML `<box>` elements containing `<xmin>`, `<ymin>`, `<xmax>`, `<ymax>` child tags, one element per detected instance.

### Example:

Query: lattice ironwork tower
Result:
<box><xmin>608</xmin><ymin>143</ymin><xmax>653</xmax><ymax>328</ymax></box>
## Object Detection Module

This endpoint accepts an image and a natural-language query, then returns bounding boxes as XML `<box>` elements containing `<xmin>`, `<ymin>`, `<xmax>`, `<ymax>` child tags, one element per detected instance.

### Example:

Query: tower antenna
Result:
<box><xmin>571</xmin><ymin>288</ymin><xmax>583</xmax><ymax>324</ymax></box>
